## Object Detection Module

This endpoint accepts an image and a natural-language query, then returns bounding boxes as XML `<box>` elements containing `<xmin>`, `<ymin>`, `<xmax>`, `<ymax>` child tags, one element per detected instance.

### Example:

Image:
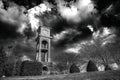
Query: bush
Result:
<box><xmin>55</xmin><ymin>63</ymin><xmax>68</xmax><ymax>72</ymax></box>
<box><xmin>4</xmin><ymin>60</ymin><xmax>22</xmax><ymax>77</ymax></box>
<box><xmin>86</xmin><ymin>60</ymin><xmax>98</xmax><ymax>72</ymax></box>
<box><xmin>20</xmin><ymin>61</ymin><xmax>43</xmax><ymax>76</ymax></box>
<box><xmin>0</xmin><ymin>46</ymin><xmax>7</xmax><ymax>77</ymax></box>
<box><xmin>0</xmin><ymin>65</ymin><xmax>4</xmax><ymax>77</ymax></box>
<box><xmin>4</xmin><ymin>63</ymin><xmax>14</xmax><ymax>77</ymax></box>
<box><xmin>69</xmin><ymin>63</ymin><xmax>80</xmax><ymax>73</ymax></box>
<box><xmin>14</xmin><ymin>61</ymin><xmax>22</xmax><ymax>76</ymax></box>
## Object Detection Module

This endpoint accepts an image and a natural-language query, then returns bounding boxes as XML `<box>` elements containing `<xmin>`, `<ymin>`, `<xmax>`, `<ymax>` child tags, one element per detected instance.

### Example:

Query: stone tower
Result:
<box><xmin>36</xmin><ymin>26</ymin><xmax>52</xmax><ymax>64</ymax></box>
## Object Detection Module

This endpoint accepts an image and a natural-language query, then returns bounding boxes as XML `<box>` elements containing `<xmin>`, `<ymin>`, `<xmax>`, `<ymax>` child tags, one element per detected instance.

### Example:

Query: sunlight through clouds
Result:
<box><xmin>28</xmin><ymin>3</ymin><xmax>51</xmax><ymax>31</ymax></box>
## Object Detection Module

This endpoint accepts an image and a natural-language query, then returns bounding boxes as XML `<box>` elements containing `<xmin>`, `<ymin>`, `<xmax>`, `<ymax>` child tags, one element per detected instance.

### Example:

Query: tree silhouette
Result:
<box><xmin>54</xmin><ymin>52</ymin><xmax>80</xmax><ymax>71</ymax></box>
<box><xmin>69</xmin><ymin>63</ymin><xmax>80</xmax><ymax>73</ymax></box>
<box><xmin>80</xmin><ymin>33</ymin><xmax>114</xmax><ymax>67</ymax></box>
<box><xmin>86</xmin><ymin>60</ymin><xmax>98</xmax><ymax>72</ymax></box>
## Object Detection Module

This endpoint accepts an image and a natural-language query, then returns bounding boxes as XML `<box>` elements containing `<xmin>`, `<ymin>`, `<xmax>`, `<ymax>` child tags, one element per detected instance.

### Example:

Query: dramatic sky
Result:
<box><xmin>0</xmin><ymin>0</ymin><xmax>120</xmax><ymax>61</ymax></box>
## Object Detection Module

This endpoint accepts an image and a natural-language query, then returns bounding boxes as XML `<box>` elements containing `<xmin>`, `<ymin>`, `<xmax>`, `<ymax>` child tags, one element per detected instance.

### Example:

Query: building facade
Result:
<box><xmin>36</xmin><ymin>26</ymin><xmax>52</xmax><ymax>64</ymax></box>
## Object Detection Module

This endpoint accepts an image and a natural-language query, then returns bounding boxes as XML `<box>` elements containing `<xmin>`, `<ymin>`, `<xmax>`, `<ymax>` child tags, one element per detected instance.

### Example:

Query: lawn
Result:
<box><xmin>1</xmin><ymin>70</ymin><xmax>120</xmax><ymax>80</ymax></box>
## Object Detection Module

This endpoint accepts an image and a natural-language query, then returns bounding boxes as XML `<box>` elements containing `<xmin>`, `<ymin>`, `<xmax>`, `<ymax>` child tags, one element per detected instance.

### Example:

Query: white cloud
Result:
<box><xmin>57</xmin><ymin>0</ymin><xmax>96</xmax><ymax>23</ymax></box>
<box><xmin>27</xmin><ymin>3</ymin><xmax>51</xmax><ymax>31</ymax></box>
<box><xmin>20</xmin><ymin>55</ymin><xmax>32</xmax><ymax>61</ymax></box>
<box><xmin>65</xmin><ymin>43</ymin><xmax>82</xmax><ymax>53</ymax></box>
<box><xmin>0</xmin><ymin>1</ymin><xmax>28</xmax><ymax>33</ymax></box>
<box><xmin>87</xmin><ymin>25</ymin><xmax>94</xmax><ymax>32</ymax></box>
<box><xmin>93</xmin><ymin>27</ymin><xmax>114</xmax><ymax>39</ymax></box>
<box><xmin>65</xmin><ymin>47</ymin><xmax>81</xmax><ymax>53</ymax></box>
<box><xmin>53</xmin><ymin>30</ymin><xmax>69</xmax><ymax>42</ymax></box>
<box><xmin>0</xmin><ymin>1</ymin><xmax>4</xmax><ymax>8</ymax></box>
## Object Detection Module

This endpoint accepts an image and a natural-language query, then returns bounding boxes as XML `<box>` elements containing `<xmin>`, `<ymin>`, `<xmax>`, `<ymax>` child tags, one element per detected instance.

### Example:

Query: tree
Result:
<box><xmin>86</xmin><ymin>60</ymin><xmax>98</xmax><ymax>72</ymax></box>
<box><xmin>55</xmin><ymin>62</ymin><xmax>68</xmax><ymax>72</ymax></box>
<box><xmin>80</xmin><ymin>34</ymin><xmax>113</xmax><ymax>67</ymax></box>
<box><xmin>105</xmin><ymin>39</ymin><xmax>120</xmax><ymax>65</ymax></box>
<box><xmin>0</xmin><ymin>46</ymin><xmax>7</xmax><ymax>77</ymax></box>
<box><xmin>104</xmin><ymin>65</ymin><xmax>112</xmax><ymax>71</ymax></box>
<box><xmin>69</xmin><ymin>63</ymin><xmax>80</xmax><ymax>73</ymax></box>
<box><xmin>54</xmin><ymin>52</ymin><xmax>80</xmax><ymax>71</ymax></box>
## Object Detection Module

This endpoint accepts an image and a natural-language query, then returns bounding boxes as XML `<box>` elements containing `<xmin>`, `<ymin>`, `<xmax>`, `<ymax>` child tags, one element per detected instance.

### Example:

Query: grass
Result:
<box><xmin>1</xmin><ymin>70</ymin><xmax>120</xmax><ymax>80</ymax></box>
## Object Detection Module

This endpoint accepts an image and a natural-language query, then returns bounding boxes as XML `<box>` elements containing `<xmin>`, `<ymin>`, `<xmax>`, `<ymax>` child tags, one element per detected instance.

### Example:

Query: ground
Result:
<box><xmin>1</xmin><ymin>70</ymin><xmax>120</xmax><ymax>80</ymax></box>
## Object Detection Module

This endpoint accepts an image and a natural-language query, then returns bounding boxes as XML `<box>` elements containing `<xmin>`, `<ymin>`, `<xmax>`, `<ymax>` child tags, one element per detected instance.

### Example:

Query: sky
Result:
<box><xmin>0</xmin><ymin>0</ymin><xmax>120</xmax><ymax>62</ymax></box>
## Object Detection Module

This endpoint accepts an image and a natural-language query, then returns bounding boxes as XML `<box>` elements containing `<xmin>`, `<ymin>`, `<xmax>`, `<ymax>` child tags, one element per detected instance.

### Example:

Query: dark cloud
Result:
<box><xmin>92</xmin><ymin>0</ymin><xmax>118</xmax><ymax>13</ymax></box>
<box><xmin>0</xmin><ymin>1</ymin><xmax>36</xmax><ymax>61</ymax></box>
<box><xmin>52</xmin><ymin>14</ymin><xmax>96</xmax><ymax>48</ymax></box>
<box><xmin>0</xmin><ymin>0</ymin><xmax>35</xmax><ymax>43</ymax></box>
<box><xmin>1</xmin><ymin>0</ymin><xmax>120</xmax><ymax>61</ymax></box>
<box><xmin>2</xmin><ymin>0</ymin><xmax>43</xmax><ymax>9</ymax></box>
<box><xmin>92</xmin><ymin>0</ymin><xmax>120</xmax><ymax>27</ymax></box>
<box><xmin>92</xmin><ymin>0</ymin><xmax>120</xmax><ymax>37</ymax></box>
<box><xmin>12</xmin><ymin>40</ymin><xmax>36</xmax><ymax>60</ymax></box>
<box><xmin>51</xmin><ymin>17</ymin><xmax>73</xmax><ymax>34</ymax></box>
<box><xmin>53</xmin><ymin>28</ymin><xmax>92</xmax><ymax>48</ymax></box>
<box><xmin>100</xmin><ymin>14</ymin><xmax>120</xmax><ymax>27</ymax></box>
<box><xmin>0</xmin><ymin>20</ymin><xmax>22</xmax><ymax>39</ymax></box>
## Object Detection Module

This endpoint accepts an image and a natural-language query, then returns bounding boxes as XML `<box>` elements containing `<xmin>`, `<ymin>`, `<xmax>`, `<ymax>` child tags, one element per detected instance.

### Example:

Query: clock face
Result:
<box><xmin>42</xmin><ymin>29</ymin><xmax>49</xmax><ymax>36</ymax></box>
<box><xmin>43</xmin><ymin>29</ymin><xmax>48</xmax><ymax>34</ymax></box>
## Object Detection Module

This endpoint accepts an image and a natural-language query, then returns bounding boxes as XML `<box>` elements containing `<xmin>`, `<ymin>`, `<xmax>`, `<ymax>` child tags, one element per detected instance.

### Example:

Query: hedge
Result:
<box><xmin>20</xmin><ymin>61</ymin><xmax>43</xmax><ymax>76</ymax></box>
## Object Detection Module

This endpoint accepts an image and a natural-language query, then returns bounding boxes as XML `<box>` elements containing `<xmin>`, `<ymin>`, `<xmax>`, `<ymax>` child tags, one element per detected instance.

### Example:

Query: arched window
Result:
<box><xmin>43</xmin><ymin>66</ymin><xmax>48</xmax><ymax>71</ymax></box>
<box><xmin>42</xmin><ymin>40</ymin><xmax>48</xmax><ymax>49</ymax></box>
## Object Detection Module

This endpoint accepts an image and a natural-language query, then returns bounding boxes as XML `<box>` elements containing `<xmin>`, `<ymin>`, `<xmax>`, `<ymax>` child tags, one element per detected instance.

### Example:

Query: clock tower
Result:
<box><xmin>36</xmin><ymin>26</ymin><xmax>52</xmax><ymax>64</ymax></box>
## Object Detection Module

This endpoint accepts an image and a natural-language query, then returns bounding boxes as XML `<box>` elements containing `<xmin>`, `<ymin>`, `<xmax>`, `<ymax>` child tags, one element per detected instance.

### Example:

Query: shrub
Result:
<box><xmin>4</xmin><ymin>63</ymin><xmax>14</xmax><ymax>77</ymax></box>
<box><xmin>0</xmin><ymin>65</ymin><xmax>4</xmax><ymax>77</ymax></box>
<box><xmin>0</xmin><ymin>47</ymin><xmax>7</xmax><ymax>77</ymax></box>
<box><xmin>55</xmin><ymin>63</ymin><xmax>68</xmax><ymax>72</ymax></box>
<box><xmin>14</xmin><ymin>61</ymin><xmax>22</xmax><ymax>76</ymax></box>
<box><xmin>86</xmin><ymin>60</ymin><xmax>98</xmax><ymax>72</ymax></box>
<box><xmin>4</xmin><ymin>60</ymin><xmax>22</xmax><ymax>77</ymax></box>
<box><xmin>69</xmin><ymin>63</ymin><xmax>80</xmax><ymax>73</ymax></box>
<box><xmin>20</xmin><ymin>61</ymin><xmax>43</xmax><ymax>76</ymax></box>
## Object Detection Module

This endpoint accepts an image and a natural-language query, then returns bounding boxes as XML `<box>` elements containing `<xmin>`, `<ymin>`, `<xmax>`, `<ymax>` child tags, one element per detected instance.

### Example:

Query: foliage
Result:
<box><xmin>104</xmin><ymin>65</ymin><xmax>112</xmax><ymax>71</ymax></box>
<box><xmin>55</xmin><ymin>62</ymin><xmax>68</xmax><ymax>72</ymax></box>
<box><xmin>20</xmin><ymin>61</ymin><xmax>43</xmax><ymax>76</ymax></box>
<box><xmin>0</xmin><ymin>46</ymin><xmax>7</xmax><ymax>77</ymax></box>
<box><xmin>3</xmin><ymin>60</ymin><xmax>23</xmax><ymax>77</ymax></box>
<box><xmin>86</xmin><ymin>60</ymin><xmax>98</xmax><ymax>72</ymax></box>
<box><xmin>54</xmin><ymin>52</ymin><xmax>80</xmax><ymax>70</ymax></box>
<box><xmin>4</xmin><ymin>63</ymin><xmax>14</xmax><ymax>77</ymax></box>
<box><xmin>14</xmin><ymin>60</ymin><xmax>22</xmax><ymax>76</ymax></box>
<box><xmin>105</xmin><ymin>40</ymin><xmax>120</xmax><ymax>65</ymax></box>
<box><xmin>80</xmin><ymin>36</ymin><xmax>113</xmax><ymax>66</ymax></box>
<box><xmin>69</xmin><ymin>63</ymin><xmax>80</xmax><ymax>73</ymax></box>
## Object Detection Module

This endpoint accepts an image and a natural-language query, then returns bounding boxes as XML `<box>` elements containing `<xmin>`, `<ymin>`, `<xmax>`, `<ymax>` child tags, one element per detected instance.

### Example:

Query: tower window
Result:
<box><xmin>42</xmin><ymin>40</ymin><xmax>48</xmax><ymax>49</ymax></box>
